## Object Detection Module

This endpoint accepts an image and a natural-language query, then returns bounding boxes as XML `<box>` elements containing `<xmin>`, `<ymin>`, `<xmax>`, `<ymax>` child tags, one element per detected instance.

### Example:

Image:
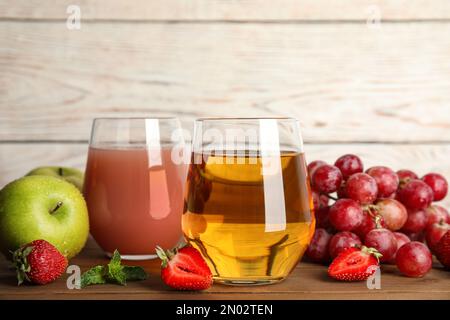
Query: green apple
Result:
<box><xmin>0</xmin><ymin>175</ymin><xmax>89</xmax><ymax>259</ymax></box>
<box><xmin>26</xmin><ymin>166</ymin><xmax>84</xmax><ymax>191</ymax></box>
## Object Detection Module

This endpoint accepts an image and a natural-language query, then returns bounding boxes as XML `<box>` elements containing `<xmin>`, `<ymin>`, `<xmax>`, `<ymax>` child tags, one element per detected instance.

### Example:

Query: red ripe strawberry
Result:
<box><xmin>13</xmin><ymin>240</ymin><xmax>68</xmax><ymax>285</ymax></box>
<box><xmin>436</xmin><ymin>231</ymin><xmax>450</xmax><ymax>269</ymax></box>
<box><xmin>328</xmin><ymin>246</ymin><xmax>381</xmax><ymax>281</ymax></box>
<box><xmin>156</xmin><ymin>245</ymin><xmax>212</xmax><ymax>290</ymax></box>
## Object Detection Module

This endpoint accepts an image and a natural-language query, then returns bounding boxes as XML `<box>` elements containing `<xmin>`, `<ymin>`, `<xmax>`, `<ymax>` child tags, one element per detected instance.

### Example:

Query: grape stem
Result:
<box><xmin>364</xmin><ymin>204</ymin><xmax>383</xmax><ymax>228</ymax></box>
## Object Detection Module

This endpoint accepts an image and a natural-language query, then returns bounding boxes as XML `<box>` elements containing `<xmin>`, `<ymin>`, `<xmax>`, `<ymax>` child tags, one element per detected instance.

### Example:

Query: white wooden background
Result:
<box><xmin>0</xmin><ymin>1</ymin><xmax>449</xmax><ymax>206</ymax></box>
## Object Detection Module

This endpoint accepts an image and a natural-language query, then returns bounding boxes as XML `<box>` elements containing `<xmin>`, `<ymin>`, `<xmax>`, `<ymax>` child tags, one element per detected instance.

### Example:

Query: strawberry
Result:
<box><xmin>156</xmin><ymin>245</ymin><xmax>212</xmax><ymax>290</ymax></box>
<box><xmin>436</xmin><ymin>230</ymin><xmax>450</xmax><ymax>269</ymax></box>
<box><xmin>328</xmin><ymin>246</ymin><xmax>381</xmax><ymax>281</ymax></box>
<box><xmin>13</xmin><ymin>240</ymin><xmax>68</xmax><ymax>285</ymax></box>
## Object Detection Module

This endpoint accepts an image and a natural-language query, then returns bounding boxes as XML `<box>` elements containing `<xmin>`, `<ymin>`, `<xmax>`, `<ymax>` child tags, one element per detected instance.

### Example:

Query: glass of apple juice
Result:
<box><xmin>182</xmin><ymin>118</ymin><xmax>315</xmax><ymax>285</ymax></box>
<box><xmin>83</xmin><ymin>117</ymin><xmax>187</xmax><ymax>260</ymax></box>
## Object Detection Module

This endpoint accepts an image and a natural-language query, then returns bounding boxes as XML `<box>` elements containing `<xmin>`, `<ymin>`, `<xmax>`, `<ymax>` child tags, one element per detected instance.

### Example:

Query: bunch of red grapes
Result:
<box><xmin>306</xmin><ymin>154</ymin><xmax>450</xmax><ymax>278</ymax></box>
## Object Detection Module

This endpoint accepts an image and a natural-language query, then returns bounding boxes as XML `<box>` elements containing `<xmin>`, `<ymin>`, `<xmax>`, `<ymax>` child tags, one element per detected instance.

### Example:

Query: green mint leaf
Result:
<box><xmin>110</xmin><ymin>250</ymin><xmax>121</xmax><ymax>267</ymax></box>
<box><xmin>80</xmin><ymin>250</ymin><xmax>148</xmax><ymax>288</ymax></box>
<box><xmin>123</xmin><ymin>266</ymin><xmax>148</xmax><ymax>281</ymax></box>
<box><xmin>106</xmin><ymin>265</ymin><xmax>127</xmax><ymax>285</ymax></box>
<box><xmin>106</xmin><ymin>250</ymin><xmax>126</xmax><ymax>285</ymax></box>
<box><xmin>81</xmin><ymin>266</ymin><xmax>106</xmax><ymax>288</ymax></box>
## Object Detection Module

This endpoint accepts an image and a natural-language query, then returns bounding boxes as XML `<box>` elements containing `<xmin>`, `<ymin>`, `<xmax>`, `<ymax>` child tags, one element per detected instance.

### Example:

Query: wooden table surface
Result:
<box><xmin>1</xmin><ymin>238</ymin><xmax>449</xmax><ymax>300</ymax></box>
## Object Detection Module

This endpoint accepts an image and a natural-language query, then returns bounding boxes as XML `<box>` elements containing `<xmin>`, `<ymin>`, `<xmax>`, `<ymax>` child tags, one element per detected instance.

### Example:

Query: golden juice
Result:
<box><xmin>182</xmin><ymin>151</ymin><xmax>315</xmax><ymax>284</ymax></box>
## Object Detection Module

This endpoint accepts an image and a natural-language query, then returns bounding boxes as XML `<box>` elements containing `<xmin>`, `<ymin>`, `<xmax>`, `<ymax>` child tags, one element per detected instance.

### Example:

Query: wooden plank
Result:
<box><xmin>1</xmin><ymin>22</ymin><xmax>450</xmax><ymax>142</ymax></box>
<box><xmin>1</xmin><ymin>237</ymin><xmax>449</xmax><ymax>300</ymax></box>
<box><xmin>1</xmin><ymin>142</ymin><xmax>450</xmax><ymax>209</ymax></box>
<box><xmin>0</xmin><ymin>143</ymin><xmax>88</xmax><ymax>186</ymax></box>
<box><xmin>1</xmin><ymin>0</ymin><xmax>450</xmax><ymax>21</ymax></box>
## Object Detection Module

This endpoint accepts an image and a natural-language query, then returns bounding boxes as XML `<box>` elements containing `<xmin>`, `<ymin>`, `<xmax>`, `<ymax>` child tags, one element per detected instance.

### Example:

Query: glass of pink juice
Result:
<box><xmin>83</xmin><ymin>118</ymin><xmax>187</xmax><ymax>260</ymax></box>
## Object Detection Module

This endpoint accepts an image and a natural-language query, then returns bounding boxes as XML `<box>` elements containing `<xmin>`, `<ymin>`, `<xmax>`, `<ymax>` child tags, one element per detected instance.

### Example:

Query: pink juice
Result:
<box><xmin>83</xmin><ymin>146</ymin><xmax>186</xmax><ymax>257</ymax></box>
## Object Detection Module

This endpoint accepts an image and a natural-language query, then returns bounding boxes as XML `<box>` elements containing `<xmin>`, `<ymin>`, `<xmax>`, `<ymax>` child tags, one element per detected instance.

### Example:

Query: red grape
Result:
<box><xmin>397</xmin><ymin>169</ymin><xmax>418</xmax><ymax>182</ymax></box>
<box><xmin>334</xmin><ymin>154</ymin><xmax>364</xmax><ymax>180</ymax></box>
<box><xmin>329</xmin><ymin>199</ymin><xmax>364</xmax><ymax>231</ymax></box>
<box><xmin>421</xmin><ymin>173</ymin><xmax>448</xmax><ymax>201</ymax></box>
<box><xmin>315</xmin><ymin>206</ymin><xmax>332</xmax><ymax>230</ymax></box>
<box><xmin>364</xmin><ymin>228</ymin><xmax>398</xmax><ymax>263</ymax></box>
<box><xmin>426</xmin><ymin>205</ymin><xmax>450</xmax><ymax>226</ymax></box>
<box><xmin>375</xmin><ymin>199</ymin><xmax>408</xmax><ymax>231</ymax></box>
<box><xmin>389</xmin><ymin>232</ymin><xmax>411</xmax><ymax>263</ymax></box>
<box><xmin>320</xmin><ymin>194</ymin><xmax>329</xmax><ymax>208</ymax></box>
<box><xmin>306</xmin><ymin>228</ymin><xmax>332</xmax><ymax>263</ymax></box>
<box><xmin>328</xmin><ymin>231</ymin><xmax>362</xmax><ymax>259</ymax></box>
<box><xmin>393</xmin><ymin>232</ymin><xmax>411</xmax><ymax>247</ymax></box>
<box><xmin>397</xmin><ymin>180</ymin><xmax>433</xmax><ymax>210</ymax></box>
<box><xmin>337</xmin><ymin>183</ymin><xmax>348</xmax><ymax>199</ymax></box>
<box><xmin>345</xmin><ymin>173</ymin><xmax>378</xmax><ymax>204</ymax></box>
<box><xmin>311</xmin><ymin>164</ymin><xmax>343</xmax><ymax>194</ymax></box>
<box><xmin>354</xmin><ymin>211</ymin><xmax>386</xmax><ymax>240</ymax></box>
<box><xmin>386</xmin><ymin>192</ymin><xmax>397</xmax><ymax>199</ymax></box>
<box><xmin>404</xmin><ymin>231</ymin><xmax>426</xmax><ymax>243</ymax></box>
<box><xmin>425</xmin><ymin>220</ymin><xmax>450</xmax><ymax>254</ymax></box>
<box><xmin>312</xmin><ymin>191</ymin><xmax>320</xmax><ymax>209</ymax></box>
<box><xmin>312</xmin><ymin>190</ymin><xmax>329</xmax><ymax>210</ymax></box>
<box><xmin>401</xmin><ymin>209</ymin><xmax>428</xmax><ymax>233</ymax></box>
<box><xmin>366</xmin><ymin>166</ymin><xmax>399</xmax><ymax>198</ymax></box>
<box><xmin>396</xmin><ymin>242</ymin><xmax>432</xmax><ymax>277</ymax></box>
<box><xmin>308</xmin><ymin>160</ymin><xmax>327</xmax><ymax>177</ymax></box>
<box><xmin>436</xmin><ymin>231</ymin><xmax>450</xmax><ymax>269</ymax></box>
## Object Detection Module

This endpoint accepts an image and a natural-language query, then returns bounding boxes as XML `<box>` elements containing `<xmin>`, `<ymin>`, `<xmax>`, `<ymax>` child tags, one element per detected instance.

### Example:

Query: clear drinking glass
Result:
<box><xmin>182</xmin><ymin>117</ymin><xmax>315</xmax><ymax>285</ymax></box>
<box><xmin>83</xmin><ymin>118</ymin><xmax>187</xmax><ymax>260</ymax></box>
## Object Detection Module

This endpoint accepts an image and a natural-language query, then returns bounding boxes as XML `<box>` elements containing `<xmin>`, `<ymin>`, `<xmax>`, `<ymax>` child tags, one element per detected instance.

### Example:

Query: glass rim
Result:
<box><xmin>195</xmin><ymin>117</ymin><xmax>298</xmax><ymax>122</ymax></box>
<box><xmin>92</xmin><ymin>116</ymin><xmax>179</xmax><ymax>121</ymax></box>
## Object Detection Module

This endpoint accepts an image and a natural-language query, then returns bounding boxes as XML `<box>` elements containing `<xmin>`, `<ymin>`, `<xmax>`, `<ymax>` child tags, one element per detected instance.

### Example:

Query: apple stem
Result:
<box><xmin>50</xmin><ymin>201</ymin><xmax>63</xmax><ymax>214</ymax></box>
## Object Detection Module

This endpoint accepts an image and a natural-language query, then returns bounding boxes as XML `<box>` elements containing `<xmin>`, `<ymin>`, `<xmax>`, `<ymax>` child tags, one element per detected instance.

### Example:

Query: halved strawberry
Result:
<box><xmin>156</xmin><ymin>245</ymin><xmax>212</xmax><ymax>290</ymax></box>
<box><xmin>328</xmin><ymin>246</ymin><xmax>381</xmax><ymax>281</ymax></box>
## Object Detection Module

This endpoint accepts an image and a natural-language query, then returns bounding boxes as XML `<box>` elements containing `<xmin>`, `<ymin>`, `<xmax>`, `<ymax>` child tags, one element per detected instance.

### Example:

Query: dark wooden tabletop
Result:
<box><xmin>0</xmin><ymin>238</ymin><xmax>449</xmax><ymax>300</ymax></box>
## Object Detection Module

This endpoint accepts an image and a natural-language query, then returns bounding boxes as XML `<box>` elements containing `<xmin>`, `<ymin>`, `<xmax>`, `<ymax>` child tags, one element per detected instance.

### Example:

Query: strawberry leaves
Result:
<box><xmin>12</xmin><ymin>245</ymin><xmax>33</xmax><ymax>285</ymax></box>
<box><xmin>81</xmin><ymin>250</ymin><xmax>147</xmax><ymax>288</ymax></box>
